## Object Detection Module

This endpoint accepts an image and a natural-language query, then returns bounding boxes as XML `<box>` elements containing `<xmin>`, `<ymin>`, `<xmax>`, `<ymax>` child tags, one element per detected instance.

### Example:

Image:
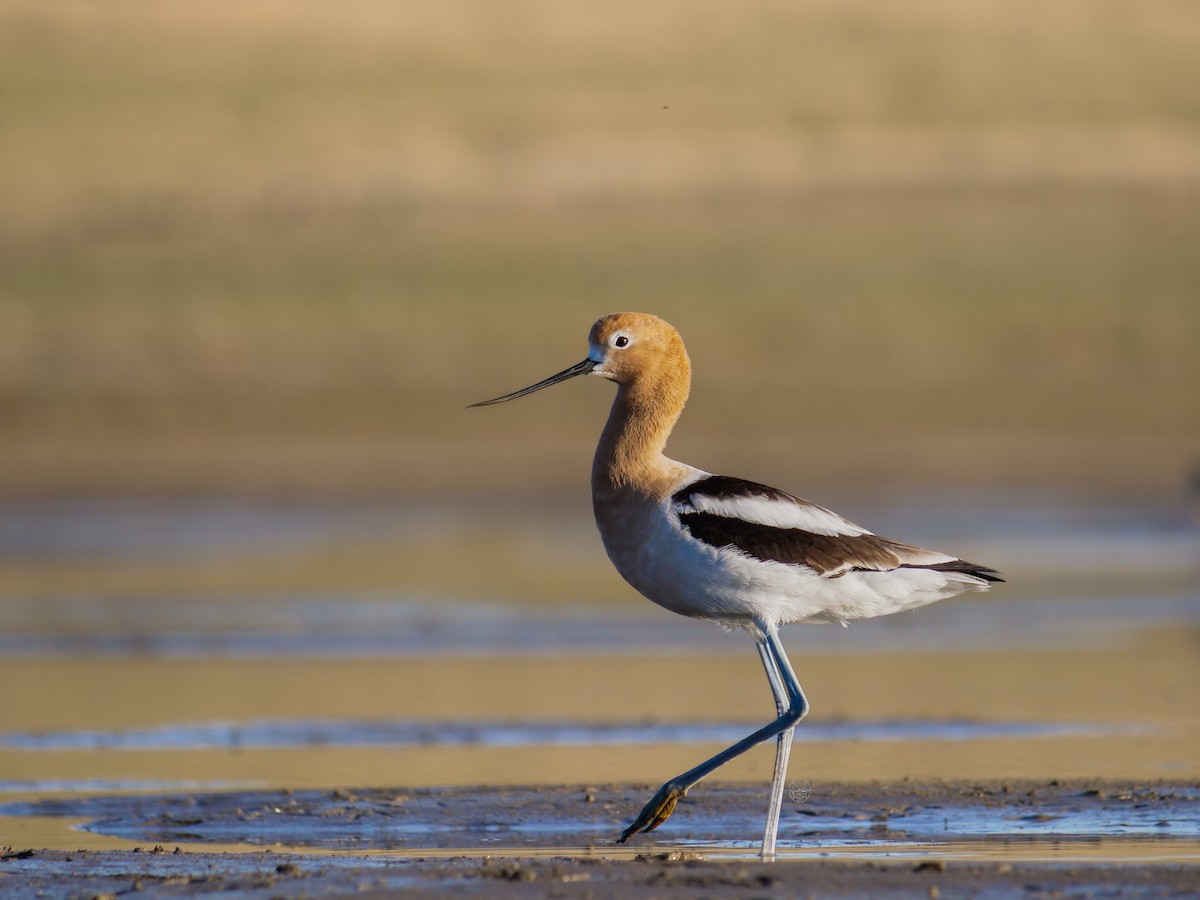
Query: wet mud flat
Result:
<box><xmin>3</xmin><ymin>780</ymin><xmax>1198</xmax><ymax>897</ymax></box>
<box><xmin>4</xmin><ymin>849</ymin><xmax>1199</xmax><ymax>899</ymax></box>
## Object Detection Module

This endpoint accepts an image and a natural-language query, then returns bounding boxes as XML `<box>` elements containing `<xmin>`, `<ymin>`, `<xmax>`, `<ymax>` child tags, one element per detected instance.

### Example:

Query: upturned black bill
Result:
<box><xmin>468</xmin><ymin>358</ymin><xmax>597</xmax><ymax>407</ymax></box>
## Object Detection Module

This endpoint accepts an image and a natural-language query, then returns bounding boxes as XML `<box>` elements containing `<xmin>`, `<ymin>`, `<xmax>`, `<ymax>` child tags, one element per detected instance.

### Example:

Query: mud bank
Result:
<box><xmin>3</xmin><ymin>848</ymin><xmax>1199</xmax><ymax>899</ymax></box>
<box><xmin>2</xmin><ymin>780</ymin><xmax>1198</xmax><ymax>897</ymax></box>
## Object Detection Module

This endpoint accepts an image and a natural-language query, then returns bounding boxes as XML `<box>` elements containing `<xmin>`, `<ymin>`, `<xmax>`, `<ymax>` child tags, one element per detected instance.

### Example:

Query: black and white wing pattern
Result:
<box><xmin>672</xmin><ymin>475</ymin><xmax>1003</xmax><ymax>583</ymax></box>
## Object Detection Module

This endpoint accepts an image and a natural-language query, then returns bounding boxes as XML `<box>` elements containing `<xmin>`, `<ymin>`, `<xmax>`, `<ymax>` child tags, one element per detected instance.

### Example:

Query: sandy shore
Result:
<box><xmin>4</xmin><ymin>848</ymin><xmax>1199</xmax><ymax>899</ymax></box>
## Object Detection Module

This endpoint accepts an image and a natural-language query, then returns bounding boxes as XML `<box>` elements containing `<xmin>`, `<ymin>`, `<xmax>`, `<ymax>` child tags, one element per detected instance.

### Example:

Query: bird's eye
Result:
<box><xmin>613</xmin><ymin>334</ymin><xmax>631</xmax><ymax>348</ymax></box>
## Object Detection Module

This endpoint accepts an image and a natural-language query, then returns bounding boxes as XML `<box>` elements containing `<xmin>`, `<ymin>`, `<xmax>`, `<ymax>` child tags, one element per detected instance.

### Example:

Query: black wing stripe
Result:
<box><xmin>678</xmin><ymin>512</ymin><xmax>1005</xmax><ymax>583</ymax></box>
<box><xmin>672</xmin><ymin>474</ymin><xmax>800</xmax><ymax>506</ymax></box>
<box><xmin>675</xmin><ymin>476</ymin><xmax>1004</xmax><ymax>583</ymax></box>
<box><xmin>677</xmin><ymin>511</ymin><xmax>902</xmax><ymax>575</ymax></box>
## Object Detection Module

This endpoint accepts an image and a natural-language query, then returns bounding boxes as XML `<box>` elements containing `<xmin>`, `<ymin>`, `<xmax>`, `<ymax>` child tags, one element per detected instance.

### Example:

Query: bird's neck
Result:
<box><xmin>592</xmin><ymin>372</ymin><xmax>689</xmax><ymax>497</ymax></box>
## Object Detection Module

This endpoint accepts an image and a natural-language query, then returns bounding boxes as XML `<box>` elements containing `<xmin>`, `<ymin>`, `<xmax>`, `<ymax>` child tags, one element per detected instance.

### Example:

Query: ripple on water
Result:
<box><xmin>0</xmin><ymin>717</ymin><xmax>1136</xmax><ymax>755</ymax></box>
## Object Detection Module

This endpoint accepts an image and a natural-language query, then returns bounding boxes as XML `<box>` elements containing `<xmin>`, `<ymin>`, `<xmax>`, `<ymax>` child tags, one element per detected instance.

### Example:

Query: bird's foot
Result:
<box><xmin>618</xmin><ymin>781</ymin><xmax>688</xmax><ymax>843</ymax></box>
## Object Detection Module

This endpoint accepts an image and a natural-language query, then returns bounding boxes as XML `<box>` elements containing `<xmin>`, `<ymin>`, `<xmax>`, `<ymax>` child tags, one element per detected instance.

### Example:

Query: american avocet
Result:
<box><xmin>470</xmin><ymin>312</ymin><xmax>1002</xmax><ymax>859</ymax></box>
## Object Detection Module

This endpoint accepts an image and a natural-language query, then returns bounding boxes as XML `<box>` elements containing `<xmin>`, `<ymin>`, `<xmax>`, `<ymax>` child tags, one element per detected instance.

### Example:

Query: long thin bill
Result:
<box><xmin>467</xmin><ymin>358</ymin><xmax>597</xmax><ymax>407</ymax></box>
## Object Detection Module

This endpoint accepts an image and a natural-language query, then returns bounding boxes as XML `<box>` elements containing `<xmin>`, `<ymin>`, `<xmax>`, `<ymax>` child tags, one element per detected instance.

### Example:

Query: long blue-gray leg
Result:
<box><xmin>759</xmin><ymin>627</ymin><xmax>808</xmax><ymax>859</ymax></box>
<box><xmin>756</xmin><ymin>634</ymin><xmax>788</xmax><ymax>715</ymax></box>
<box><xmin>617</xmin><ymin>624</ymin><xmax>809</xmax><ymax>857</ymax></box>
<box><xmin>755</xmin><ymin>632</ymin><xmax>791</xmax><ymax>859</ymax></box>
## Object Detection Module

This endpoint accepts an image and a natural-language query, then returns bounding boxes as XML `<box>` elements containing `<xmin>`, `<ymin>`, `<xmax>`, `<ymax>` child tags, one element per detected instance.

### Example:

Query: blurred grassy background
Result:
<box><xmin>1</xmin><ymin>0</ymin><xmax>1197</xmax><ymax>499</ymax></box>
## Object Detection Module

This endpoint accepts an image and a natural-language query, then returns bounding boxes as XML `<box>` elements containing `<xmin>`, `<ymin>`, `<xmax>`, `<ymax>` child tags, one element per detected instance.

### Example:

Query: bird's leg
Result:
<box><xmin>618</xmin><ymin>627</ymin><xmax>808</xmax><ymax>848</ymax></box>
<box><xmin>761</xmin><ymin>727</ymin><xmax>794</xmax><ymax>859</ymax></box>
<box><xmin>755</xmin><ymin>633</ymin><xmax>792</xmax><ymax>857</ymax></box>
<box><xmin>759</xmin><ymin>628</ymin><xmax>807</xmax><ymax>860</ymax></box>
<box><xmin>756</xmin><ymin>635</ymin><xmax>788</xmax><ymax>716</ymax></box>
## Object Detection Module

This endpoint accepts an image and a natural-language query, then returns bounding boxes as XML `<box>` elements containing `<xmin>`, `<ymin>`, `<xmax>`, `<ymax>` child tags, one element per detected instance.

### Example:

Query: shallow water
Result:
<box><xmin>1</xmin><ymin>593</ymin><xmax>1198</xmax><ymax>658</ymax></box>
<box><xmin>2</xmin><ymin>782</ymin><xmax>1198</xmax><ymax>865</ymax></box>
<box><xmin>0</xmin><ymin>717</ymin><xmax>1128</xmax><ymax>755</ymax></box>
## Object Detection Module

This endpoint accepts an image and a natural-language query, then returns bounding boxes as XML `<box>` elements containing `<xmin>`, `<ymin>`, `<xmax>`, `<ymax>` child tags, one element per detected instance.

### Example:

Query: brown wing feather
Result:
<box><xmin>677</xmin><ymin>511</ymin><xmax>1004</xmax><ymax>582</ymax></box>
<box><xmin>678</xmin><ymin>511</ymin><xmax>901</xmax><ymax>575</ymax></box>
<box><xmin>673</xmin><ymin>475</ymin><xmax>1004</xmax><ymax>582</ymax></box>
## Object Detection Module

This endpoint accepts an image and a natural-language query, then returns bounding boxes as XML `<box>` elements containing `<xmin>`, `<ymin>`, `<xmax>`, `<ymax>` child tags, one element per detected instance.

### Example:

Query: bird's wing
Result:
<box><xmin>672</xmin><ymin>475</ymin><xmax>1002</xmax><ymax>582</ymax></box>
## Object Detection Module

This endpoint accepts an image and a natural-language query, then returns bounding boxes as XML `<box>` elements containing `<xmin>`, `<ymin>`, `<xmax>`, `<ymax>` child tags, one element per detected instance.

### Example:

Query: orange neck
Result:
<box><xmin>592</xmin><ymin>360</ymin><xmax>690</xmax><ymax>495</ymax></box>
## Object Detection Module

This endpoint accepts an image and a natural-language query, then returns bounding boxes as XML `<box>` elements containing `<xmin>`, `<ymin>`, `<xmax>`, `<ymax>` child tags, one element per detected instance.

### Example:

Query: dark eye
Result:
<box><xmin>614</xmin><ymin>334</ymin><xmax>630</xmax><ymax>348</ymax></box>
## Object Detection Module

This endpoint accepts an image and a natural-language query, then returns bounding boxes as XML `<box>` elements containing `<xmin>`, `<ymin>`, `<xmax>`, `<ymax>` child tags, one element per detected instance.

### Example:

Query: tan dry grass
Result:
<box><xmin>5</xmin><ymin>0</ymin><xmax>1200</xmax><ymax>236</ymax></box>
<box><xmin>0</xmin><ymin>1</ymin><xmax>1197</xmax><ymax>496</ymax></box>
